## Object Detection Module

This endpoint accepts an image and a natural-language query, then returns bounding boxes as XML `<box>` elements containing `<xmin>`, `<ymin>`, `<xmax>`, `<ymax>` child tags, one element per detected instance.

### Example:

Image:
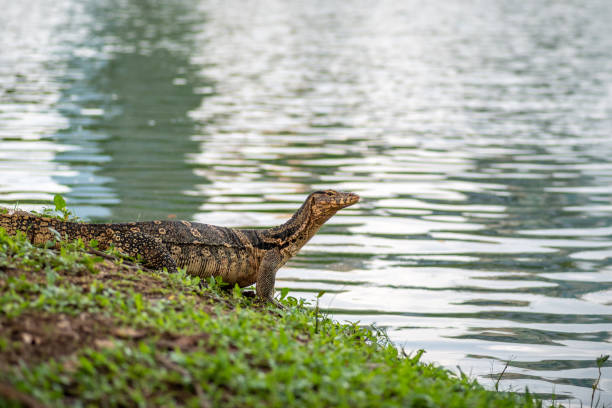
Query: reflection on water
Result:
<box><xmin>1</xmin><ymin>0</ymin><xmax>611</xmax><ymax>404</ymax></box>
<box><xmin>55</xmin><ymin>1</ymin><xmax>211</xmax><ymax>221</ymax></box>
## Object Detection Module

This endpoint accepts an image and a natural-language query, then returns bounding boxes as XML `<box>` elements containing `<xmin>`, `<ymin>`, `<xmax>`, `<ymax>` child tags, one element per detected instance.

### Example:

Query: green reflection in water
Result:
<box><xmin>54</xmin><ymin>0</ymin><xmax>211</xmax><ymax>222</ymax></box>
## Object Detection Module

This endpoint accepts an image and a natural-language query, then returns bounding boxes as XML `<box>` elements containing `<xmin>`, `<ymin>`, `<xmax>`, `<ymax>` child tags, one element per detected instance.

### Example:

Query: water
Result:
<box><xmin>1</xmin><ymin>0</ymin><xmax>611</xmax><ymax>403</ymax></box>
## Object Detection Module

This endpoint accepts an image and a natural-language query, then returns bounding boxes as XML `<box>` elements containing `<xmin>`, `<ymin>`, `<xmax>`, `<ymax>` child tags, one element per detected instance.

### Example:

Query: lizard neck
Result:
<box><xmin>260</xmin><ymin>197</ymin><xmax>332</xmax><ymax>255</ymax></box>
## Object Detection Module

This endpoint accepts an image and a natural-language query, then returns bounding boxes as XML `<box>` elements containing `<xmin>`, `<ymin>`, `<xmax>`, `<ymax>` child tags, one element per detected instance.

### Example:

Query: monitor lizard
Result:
<box><xmin>0</xmin><ymin>190</ymin><xmax>359</xmax><ymax>306</ymax></box>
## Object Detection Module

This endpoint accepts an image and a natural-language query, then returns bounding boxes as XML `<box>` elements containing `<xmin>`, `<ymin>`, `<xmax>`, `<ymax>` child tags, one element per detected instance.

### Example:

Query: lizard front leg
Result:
<box><xmin>256</xmin><ymin>248</ymin><xmax>283</xmax><ymax>308</ymax></box>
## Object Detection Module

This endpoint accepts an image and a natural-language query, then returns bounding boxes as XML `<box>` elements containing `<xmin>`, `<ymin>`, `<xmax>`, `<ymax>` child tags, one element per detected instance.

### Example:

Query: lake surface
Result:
<box><xmin>1</xmin><ymin>0</ymin><xmax>611</xmax><ymax>403</ymax></box>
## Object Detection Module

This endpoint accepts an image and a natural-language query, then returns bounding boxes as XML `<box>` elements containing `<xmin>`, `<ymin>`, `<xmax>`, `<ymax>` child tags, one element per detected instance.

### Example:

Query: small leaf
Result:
<box><xmin>89</xmin><ymin>239</ymin><xmax>99</xmax><ymax>249</ymax></box>
<box><xmin>316</xmin><ymin>290</ymin><xmax>326</xmax><ymax>299</ymax></box>
<box><xmin>410</xmin><ymin>349</ymin><xmax>426</xmax><ymax>364</ymax></box>
<box><xmin>597</xmin><ymin>354</ymin><xmax>610</xmax><ymax>367</ymax></box>
<box><xmin>78</xmin><ymin>356</ymin><xmax>95</xmax><ymax>375</ymax></box>
<box><xmin>47</xmin><ymin>227</ymin><xmax>62</xmax><ymax>241</ymax></box>
<box><xmin>53</xmin><ymin>194</ymin><xmax>66</xmax><ymax>211</ymax></box>
<box><xmin>133</xmin><ymin>293</ymin><xmax>144</xmax><ymax>312</ymax></box>
<box><xmin>280</xmin><ymin>287</ymin><xmax>290</xmax><ymax>300</ymax></box>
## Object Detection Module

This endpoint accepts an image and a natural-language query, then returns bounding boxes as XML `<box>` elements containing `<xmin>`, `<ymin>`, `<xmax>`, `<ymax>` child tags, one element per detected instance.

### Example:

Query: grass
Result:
<box><xmin>0</xmin><ymin>223</ymin><xmax>551</xmax><ymax>407</ymax></box>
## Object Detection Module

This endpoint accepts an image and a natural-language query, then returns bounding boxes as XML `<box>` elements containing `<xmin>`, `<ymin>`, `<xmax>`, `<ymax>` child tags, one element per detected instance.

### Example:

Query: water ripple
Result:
<box><xmin>1</xmin><ymin>0</ymin><xmax>611</xmax><ymax>404</ymax></box>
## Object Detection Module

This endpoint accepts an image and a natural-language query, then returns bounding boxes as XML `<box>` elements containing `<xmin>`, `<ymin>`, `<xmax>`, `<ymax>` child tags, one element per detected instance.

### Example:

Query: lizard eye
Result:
<box><xmin>326</xmin><ymin>191</ymin><xmax>334</xmax><ymax>196</ymax></box>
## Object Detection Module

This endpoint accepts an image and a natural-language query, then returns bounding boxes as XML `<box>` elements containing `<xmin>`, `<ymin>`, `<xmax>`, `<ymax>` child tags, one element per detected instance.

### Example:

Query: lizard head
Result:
<box><xmin>267</xmin><ymin>190</ymin><xmax>360</xmax><ymax>249</ymax></box>
<box><xmin>308</xmin><ymin>190</ymin><xmax>360</xmax><ymax>222</ymax></box>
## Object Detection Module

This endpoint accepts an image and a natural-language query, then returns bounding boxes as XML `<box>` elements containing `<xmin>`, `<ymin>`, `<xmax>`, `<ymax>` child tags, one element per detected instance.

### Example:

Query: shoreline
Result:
<box><xmin>0</xmin><ymin>226</ymin><xmax>545</xmax><ymax>407</ymax></box>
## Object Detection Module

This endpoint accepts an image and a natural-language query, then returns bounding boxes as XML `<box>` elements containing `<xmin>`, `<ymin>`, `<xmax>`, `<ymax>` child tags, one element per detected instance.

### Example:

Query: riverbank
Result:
<box><xmin>0</xmin><ymin>227</ymin><xmax>544</xmax><ymax>407</ymax></box>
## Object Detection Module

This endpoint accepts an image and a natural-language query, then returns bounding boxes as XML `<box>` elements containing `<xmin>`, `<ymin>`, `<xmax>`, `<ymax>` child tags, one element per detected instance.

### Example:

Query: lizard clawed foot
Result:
<box><xmin>270</xmin><ymin>299</ymin><xmax>285</xmax><ymax>310</ymax></box>
<box><xmin>255</xmin><ymin>297</ymin><xmax>285</xmax><ymax>310</ymax></box>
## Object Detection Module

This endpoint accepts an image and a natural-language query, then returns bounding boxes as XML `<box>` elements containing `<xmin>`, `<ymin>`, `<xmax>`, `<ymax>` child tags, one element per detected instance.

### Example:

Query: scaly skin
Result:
<box><xmin>0</xmin><ymin>190</ymin><xmax>359</xmax><ymax>304</ymax></box>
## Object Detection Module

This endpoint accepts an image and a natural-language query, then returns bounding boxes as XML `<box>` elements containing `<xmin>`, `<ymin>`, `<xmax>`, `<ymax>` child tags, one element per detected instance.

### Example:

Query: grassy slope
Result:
<box><xmin>0</xmin><ymin>227</ymin><xmax>544</xmax><ymax>408</ymax></box>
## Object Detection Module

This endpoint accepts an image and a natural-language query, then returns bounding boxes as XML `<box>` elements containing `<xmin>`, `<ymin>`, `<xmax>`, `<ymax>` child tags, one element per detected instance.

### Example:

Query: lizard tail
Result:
<box><xmin>0</xmin><ymin>208</ymin><xmax>19</xmax><ymax>235</ymax></box>
<box><xmin>0</xmin><ymin>209</ymin><xmax>79</xmax><ymax>244</ymax></box>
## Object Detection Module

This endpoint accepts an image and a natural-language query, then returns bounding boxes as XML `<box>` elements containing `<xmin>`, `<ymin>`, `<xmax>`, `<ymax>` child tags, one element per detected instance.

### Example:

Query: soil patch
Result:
<box><xmin>0</xmin><ymin>311</ymin><xmax>116</xmax><ymax>366</ymax></box>
<box><xmin>0</xmin><ymin>311</ymin><xmax>222</xmax><ymax>367</ymax></box>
